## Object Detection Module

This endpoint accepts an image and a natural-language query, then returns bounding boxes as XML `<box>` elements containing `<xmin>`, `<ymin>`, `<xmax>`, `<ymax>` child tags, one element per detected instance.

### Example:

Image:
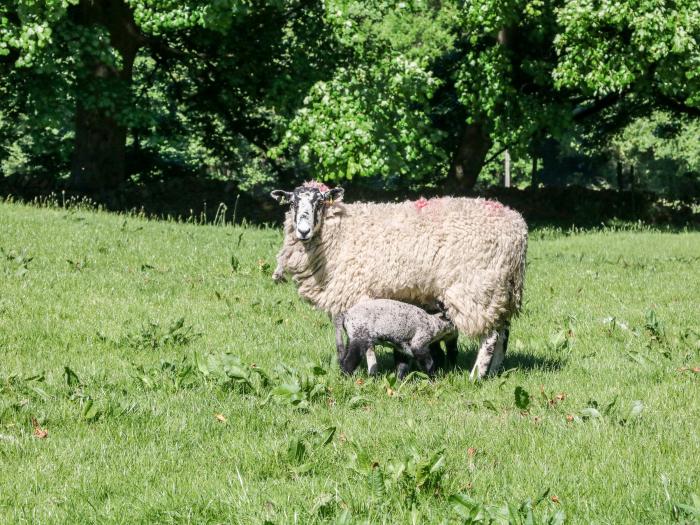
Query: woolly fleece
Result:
<box><xmin>276</xmin><ymin>196</ymin><xmax>528</xmax><ymax>337</ymax></box>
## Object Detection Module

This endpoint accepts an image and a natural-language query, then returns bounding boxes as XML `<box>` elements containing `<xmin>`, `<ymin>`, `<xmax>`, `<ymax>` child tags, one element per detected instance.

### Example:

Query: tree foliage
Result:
<box><xmin>0</xmin><ymin>0</ymin><xmax>698</xmax><ymax>196</ymax></box>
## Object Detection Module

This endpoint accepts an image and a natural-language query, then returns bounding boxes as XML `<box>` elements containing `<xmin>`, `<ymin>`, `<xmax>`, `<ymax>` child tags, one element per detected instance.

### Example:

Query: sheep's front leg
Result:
<box><xmin>272</xmin><ymin>247</ymin><xmax>288</xmax><ymax>282</ymax></box>
<box><xmin>470</xmin><ymin>326</ymin><xmax>509</xmax><ymax>380</ymax></box>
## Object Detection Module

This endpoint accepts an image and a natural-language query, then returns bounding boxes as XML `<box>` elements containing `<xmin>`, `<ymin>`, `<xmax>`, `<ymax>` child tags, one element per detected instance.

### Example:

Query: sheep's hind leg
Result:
<box><xmin>469</xmin><ymin>328</ymin><xmax>508</xmax><ymax>381</ymax></box>
<box><xmin>489</xmin><ymin>325</ymin><xmax>509</xmax><ymax>375</ymax></box>
<box><xmin>470</xmin><ymin>325</ymin><xmax>509</xmax><ymax>380</ymax></box>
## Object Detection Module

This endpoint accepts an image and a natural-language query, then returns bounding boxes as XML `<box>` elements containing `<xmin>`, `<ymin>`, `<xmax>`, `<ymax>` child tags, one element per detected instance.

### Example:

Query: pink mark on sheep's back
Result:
<box><xmin>413</xmin><ymin>197</ymin><xmax>429</xmax><ymax>210</ymax></box>
<box><xmin>303</xmin><ymin>180</ymin><xmax>330</xmax><ymax>192</ymax></box>
<box><xmin>483</xmin><ymin>199</ymin><xmax>506</xmax><ymax>214</ymax></box>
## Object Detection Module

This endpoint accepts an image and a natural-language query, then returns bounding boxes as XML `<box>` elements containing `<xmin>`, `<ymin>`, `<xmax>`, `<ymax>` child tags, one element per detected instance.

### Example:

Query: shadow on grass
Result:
<box><xmin>366</xmin><ymin>344</ymin><xmax>566</xmax><ymax>378</ymax></box>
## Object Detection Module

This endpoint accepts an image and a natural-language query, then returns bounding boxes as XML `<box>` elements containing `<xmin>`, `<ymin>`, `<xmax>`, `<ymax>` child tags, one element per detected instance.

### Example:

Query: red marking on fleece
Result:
<box><xmin>483</xmin><ymin>200</ymin><xmax>505</xmax><ymax>213</ymax></box>
<box><xmin>303</xmin><ymin>180</ymin><xmax>330</xmax><ymax>192</ymax></box>
<box><xmin>414</xmin><ymin>197</ymin><xmax>429</xmax><ymax>210</ymax></box>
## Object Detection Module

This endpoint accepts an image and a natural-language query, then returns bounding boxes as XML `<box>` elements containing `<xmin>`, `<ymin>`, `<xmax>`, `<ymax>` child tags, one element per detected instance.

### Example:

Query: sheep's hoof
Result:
<box><xmin>396</xmin><ymin>362</ymin><xmax>410</xmax><ymax>380</ymax></box>
<box><xmin>469</xmin><ymin>364</ymin><xmax>484</xmax><ymax>382</ymax></box>
<box><xmin>272</xmin><ymin>272</ymin><xmax>287</xmax><ymax>283</ymax></box>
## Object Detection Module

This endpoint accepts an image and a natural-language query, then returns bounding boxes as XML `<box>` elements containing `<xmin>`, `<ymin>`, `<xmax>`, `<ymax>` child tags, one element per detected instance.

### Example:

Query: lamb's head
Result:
<box><xmin>270</xmin><ymin>183</ymin><xmax>344</xmax><ymax>242</ymax></box>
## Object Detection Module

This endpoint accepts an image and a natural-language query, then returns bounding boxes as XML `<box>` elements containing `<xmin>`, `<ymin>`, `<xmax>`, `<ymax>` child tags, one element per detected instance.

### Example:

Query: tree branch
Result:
<box><xmin>654</xmin><ymin>92</ymin><xmax>700</xmax><ymax>118</ymax></box>
<box><xmin>483</xmin><ymin>92</ymin><xmax>629</xmax><ymax>167</ymax></box>
<box><xmin>572</xmin><ymin>92</ymin><xmax>626</xmax><ymax>121</ymax></box>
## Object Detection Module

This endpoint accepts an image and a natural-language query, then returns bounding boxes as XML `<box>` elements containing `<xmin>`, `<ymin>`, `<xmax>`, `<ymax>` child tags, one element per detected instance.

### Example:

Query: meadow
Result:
<box><xmin>1</xmin><ymin>200</ymin><xmax>699</xmax><ymax>524</ymax></box>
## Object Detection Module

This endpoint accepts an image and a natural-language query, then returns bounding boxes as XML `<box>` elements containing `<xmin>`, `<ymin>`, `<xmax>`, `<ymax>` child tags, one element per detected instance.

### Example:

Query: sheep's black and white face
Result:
<box><xmin>271</xmin><ymin>185</ymin><xmax>344</xmax><ymax>242</ymax></box>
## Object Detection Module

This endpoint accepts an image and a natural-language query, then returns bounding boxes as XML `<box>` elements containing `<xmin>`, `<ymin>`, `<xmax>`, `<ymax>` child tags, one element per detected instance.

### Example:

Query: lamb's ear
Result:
<box><xmin>270</xmin><ymin>190</ymin><xmax>294</xmax><ymax>204</ymax></box>
<box><xmin>324</xmin><ymin>187</ymin><xmax>344</xmax><ymax>203</ymax></box>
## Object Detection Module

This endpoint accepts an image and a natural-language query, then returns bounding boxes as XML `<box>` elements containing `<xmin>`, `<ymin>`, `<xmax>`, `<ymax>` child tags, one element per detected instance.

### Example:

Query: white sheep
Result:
<box><xmin>271</xmin><ymin>183</ymin><xmax>528</xmax><ymax>379</ymax></box>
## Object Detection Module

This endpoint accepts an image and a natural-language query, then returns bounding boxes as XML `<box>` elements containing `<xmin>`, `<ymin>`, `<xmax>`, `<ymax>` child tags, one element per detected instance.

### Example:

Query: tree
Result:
<box><xmin>554</xmin><ymin>0</ymin><xmax>700</xmax><ymax>116</ymax></box>
<box><xmin>278</xmin><ymin>0</ymin><xmax>700</xmax><ymax>191</ymax></box>
<box><xmin>0</xmin><ymin>0</ymin><xmax>334</xmax><ymax>193</ymax></box>
<box><xmin>2</xmin><ymin>0</ymin><xmax>699</xmax><ymax>195</ymax></box>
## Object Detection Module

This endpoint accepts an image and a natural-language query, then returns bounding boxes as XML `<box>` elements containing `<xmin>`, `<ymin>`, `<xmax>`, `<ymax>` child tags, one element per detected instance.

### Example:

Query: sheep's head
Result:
<box><xmin>270</xmin><ymin>183</ymin><xmax>344</xmax><ymax>242</ymax></box>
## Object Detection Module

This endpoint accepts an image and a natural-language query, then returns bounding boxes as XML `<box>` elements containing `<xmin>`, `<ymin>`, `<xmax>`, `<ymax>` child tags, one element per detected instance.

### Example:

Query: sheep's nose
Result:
<box><xmin>298</xmin><ymin>225</ymin><xmax>310</xmax><ymax>236</ymax></box>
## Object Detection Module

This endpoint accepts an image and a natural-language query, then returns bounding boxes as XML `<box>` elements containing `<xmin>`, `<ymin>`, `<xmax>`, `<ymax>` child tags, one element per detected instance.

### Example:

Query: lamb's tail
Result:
<box><xmin>334</xmin><ymin>313</ymin><xmax>347</xmax><ymax>361</ymax></box>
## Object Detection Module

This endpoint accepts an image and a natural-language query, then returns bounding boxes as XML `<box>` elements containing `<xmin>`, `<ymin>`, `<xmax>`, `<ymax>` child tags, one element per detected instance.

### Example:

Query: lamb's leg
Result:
<box><xmin>341</xmin><ymin>339</ymin><xmax>366</xmax><ymax>375</ymax></box>
<box><xmin>443</xmin><ymin>332</ymin><xmax>459</xmax><ymax>366</ymax></box>
<box><xmin>411</xmin><ymin>344</ymin><xmax>436</xmax><ymax>377</ymax></box>
<box><xmin>429</xmin><ymin>341</ymin><xmax>446</xmax><ymax>369</ymax></box>
<box><xmin>408</xmin><ymin>336</ymin><xmax>436</xmax><ymax>377</ymax></box>
<box><xmin>366</xmin><ymin>346</ymin><xmax>378</xmax><ymax>376</ymax></box>
<box><xmin>348</xmin><ymin>294</ymin><xmax>379</xmax><ymax>375</ymax></box>
<box><xmin>470</xmin><ymin>326</ymin><xmax>509</xmax><ymax>380</ymax></box>
<box><xmin>394</xmin><ymin>351</ymin><xmax>411</xmax><ymax>380</ymax></box>
<box><xmin>333</xmin><ymin>315</ymin><xmax>347</xmax><ymax>363</ymax></box>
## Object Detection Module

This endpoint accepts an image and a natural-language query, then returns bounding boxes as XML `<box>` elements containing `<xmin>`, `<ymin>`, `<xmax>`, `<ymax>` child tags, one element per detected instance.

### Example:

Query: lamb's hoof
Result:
<box><xmin>396</xmin><ymin>362</ymin><xmax>410</xmax><ymax>380</ymax></box>
<box><xmin>366</xmin><ymin>351</ymin><xmax>378</xmax><ymax>376</ymax></box>
<box><xmin>272</xmin><ymin>272</ymin><xmax>287</xmax><ymax>283</ymax></box>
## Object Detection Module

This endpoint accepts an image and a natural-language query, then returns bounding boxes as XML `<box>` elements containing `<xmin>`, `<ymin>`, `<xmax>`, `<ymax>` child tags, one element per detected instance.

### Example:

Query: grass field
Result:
<box><xmin>1</xmin><ymin>200</ymin><xmax>699</xmax><ymax>524</ymax></box>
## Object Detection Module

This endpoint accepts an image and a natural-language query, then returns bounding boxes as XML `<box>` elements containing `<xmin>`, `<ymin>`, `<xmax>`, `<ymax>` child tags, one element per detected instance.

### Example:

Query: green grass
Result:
<box><xmin>1</xmin><ymin>200</ymin><xmax>699</xmax><ymax>524</ymax></box>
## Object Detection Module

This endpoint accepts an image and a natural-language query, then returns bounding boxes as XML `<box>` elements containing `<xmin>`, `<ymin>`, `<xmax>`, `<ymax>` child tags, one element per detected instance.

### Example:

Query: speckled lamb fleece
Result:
<box><xmin>335</xmin><ymin>299</ymin><xmax>456</xmax><ymax>378</ymax></box>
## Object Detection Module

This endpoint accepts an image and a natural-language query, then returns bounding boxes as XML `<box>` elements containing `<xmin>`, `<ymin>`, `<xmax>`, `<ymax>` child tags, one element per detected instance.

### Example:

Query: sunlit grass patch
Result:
<box><xmin>0</xmin><ymin>201</ymin><xmax>698</xmax><ymax>523</ymax></box>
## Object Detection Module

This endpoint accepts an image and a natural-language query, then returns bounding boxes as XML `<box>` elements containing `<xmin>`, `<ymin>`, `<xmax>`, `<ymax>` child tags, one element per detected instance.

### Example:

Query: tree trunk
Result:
<box><xmin>616</xmin><ymin>161</ymin><xmax>624</xmax><ymax>191</ymax></box>
<box><xmin>445</xmin><ymin>122</ymin><xmax>492</xmax><ymax>192</ymax></box>
<box><xmin>72</xmin><ymin>105</ymin><xmax>129</xmax><ymax>192</ymax></box>
<box><xmin>444</xmin><ymin>26</ymin><xmax>512</xmax><ymax>193</ymax></box>
<box><xmin>69</xmin><ymin>0</ymin><xmax>143</xmax><ymax>193</ymax></box>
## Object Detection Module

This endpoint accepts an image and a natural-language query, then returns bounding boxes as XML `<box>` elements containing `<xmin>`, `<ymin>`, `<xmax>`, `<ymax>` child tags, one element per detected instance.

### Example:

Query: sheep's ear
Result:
<box><xmin>324</xmin><ymin>187</ymin><xmax>344</xmax><ymax>203</ymax></box>
<box><xmin>271</xmin><ymin>190</ymin><xmax>294</xmax><ymax>204</ymax></box>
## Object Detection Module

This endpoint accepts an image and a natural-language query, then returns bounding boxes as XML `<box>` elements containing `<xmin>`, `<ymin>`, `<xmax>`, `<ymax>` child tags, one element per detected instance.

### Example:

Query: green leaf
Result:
<box><xmin>81</xmin><ymin>399</ymin><xmax>100</xmax><ymax>422</ymax></box>
<box><xmin>514</xmin><ymin>386</ymin><xmax>531</xmax><ymax>410</ymax></box>
<box><xmin>64</xmin><ymin>366</ymin><xmax>81</xmax><ymax>387</ymax></box>
<box><xmin>272</xmin><ymin>383</ymin><xmax>301</xmax><ymax>398</ymax></box>
<box><xmin>287</xmin><ymin>437</ymin><xmax>306</xmax><ymax>464</ymax></box>
<box><xmin>483</xmin><ymin>399</ymin><xmax>498</xmax><ymax>412</ymax></box>
<box><xmin>29</xmin><ymin>386</ymin><xmax>50</xmax><ymax>401</ymax></box>
<box><xmin>319</xmin><ymin>426</ymin><xmax>336</xmax><ymax>446</ymax></box>
<box><xmin>368</xmin><ymin>464</ymin><xmax>385</xmax><ymax>501</ymax></box>
<box><xmin>225</xmin><ymin>364</ymin><xmax>250</xmax><ymax>382</ymax></box>
<box><xmin>449</xmin><ymin>494</ymin><xmax>480</xmax><ymax>519</ymax></box>
<box><xmin>348</xmin><ymin>395</ymin><xmax>370</xmax><ymax>408</ymax></box>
